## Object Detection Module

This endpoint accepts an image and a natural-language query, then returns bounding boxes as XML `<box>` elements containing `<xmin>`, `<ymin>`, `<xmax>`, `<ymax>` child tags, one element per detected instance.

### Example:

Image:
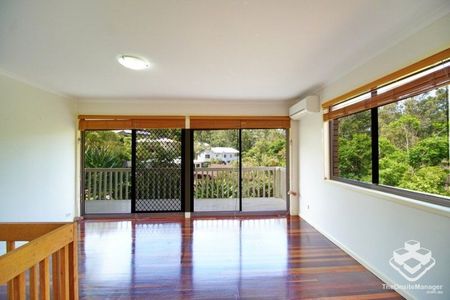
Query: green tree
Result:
<box><xmin>399</xmin><ymin>166</ymin><xmax>449</xmax><ymax>196</ymax></box>
<box><xmin>85</xmin><ymin>131</ymin><xmax>131</xmax><ymax>168</ymax></box>
<box><xmin>379</xmin><ymin>151</ymin><xmax>409</xmax><ymax>186</ymax></box>
<box><xmin>379</xmin><ymin>136</ymin><xmax>397</xmax><ymax>159</ymax></box>
<box><xmin>383</xmin><ymin>114</ymin><xmax>420</xmax><ymax>153</ymax></box>
<box><xmin>338</xmin><ymin>111</ymin><xmax>371</xmax><ymax>139</ymax></box>
<box><xmin>404</xmin><ymin>87</ymin><xmax>448</xmax><ymax>138</ymax></box>
<box><xmin>408</xmin><ymin>136</ymin><xmax>449</xmax><ymax>168</ymax></box>
<box><xmin>243</xmin><ymin>138</ymin><xmax>286</xmax><ymax>167</ymax></box>
<box><xmin>336</xmin><ymin>110</ymin><xmax>371</xmax><ymax>181</ymax></box>
<box><xmin>338</xmin><ymin>133</ymin><xmax>372</xmax><ymax>181</ymax></box>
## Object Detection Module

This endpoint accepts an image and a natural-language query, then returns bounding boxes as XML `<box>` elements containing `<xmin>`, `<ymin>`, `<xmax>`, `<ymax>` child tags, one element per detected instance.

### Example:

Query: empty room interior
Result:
<box><xmin>1</xmin><ymin>1</ymin><xmax>450</xmax><ymax>299</ymax></box>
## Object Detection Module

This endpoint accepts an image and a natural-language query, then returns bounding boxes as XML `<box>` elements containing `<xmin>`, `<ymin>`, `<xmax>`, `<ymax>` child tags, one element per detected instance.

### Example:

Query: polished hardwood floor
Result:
<box><xmin>78</xmin><ymin>216</ymin><xmax>403</xmax><ymax>300</ymax></box>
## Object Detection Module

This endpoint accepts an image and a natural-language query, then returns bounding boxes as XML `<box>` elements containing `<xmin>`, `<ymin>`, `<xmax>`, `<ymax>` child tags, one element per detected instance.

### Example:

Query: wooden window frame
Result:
<box><xmin>322</xmin><ymin>48</ymin><xmax>450</xmax><ymax>110</ymax></box>
<box><xmin>190</xmin><ymin>116</ymin><xmax>290</xmax><ymax>129</ymax></box>
<box><xmin>324</xmin><ymin>63</ymin><xmax>450</xmax><ymax>121</ymax></box>
<box><xmin>78</xmin><ymin>115</ymin><xmax>290</xmax><ymax>130</ymax></box>
<box><xmin>78</xmin><ymin>115</ymin><xmax>186</xmax><ymax>130</ymax></box>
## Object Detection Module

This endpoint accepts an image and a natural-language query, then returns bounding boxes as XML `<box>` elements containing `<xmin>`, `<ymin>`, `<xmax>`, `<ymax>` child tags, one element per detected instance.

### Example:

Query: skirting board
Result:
<box><xmin>299</xmin><ymin>213</ymin><xmax>413</xmax><ymax>300</ymax></box>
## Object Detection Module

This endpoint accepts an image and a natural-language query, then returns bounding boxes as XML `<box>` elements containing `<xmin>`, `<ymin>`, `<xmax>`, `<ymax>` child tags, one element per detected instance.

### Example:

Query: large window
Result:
<box><xmin>378</xmin><ymin>87</ymin><xmax>449</xmax><ymax>197</ymax></box>
<box><xmin>329</xmin><ymin>61</ymin><xmax>450</xmax><ymax>207</ymax></box>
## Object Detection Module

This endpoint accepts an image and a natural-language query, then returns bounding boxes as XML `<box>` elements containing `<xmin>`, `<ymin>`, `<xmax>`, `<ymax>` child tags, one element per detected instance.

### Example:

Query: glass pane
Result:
<box><xmin>379</xmin><ymin>85</ymin><xmax>450</xmax><ymax>198</ymax></box>
<box><xmin>332</xmin><ymin>110</ymin><xmax>372</xmax><ymax>183</ymax></box>
<box><xmin>193</xmin><ymin>130</ymin><xmax>240</xmax><ymax>212</ymax></box>
<box><xmin>242</xmin><ymin>129</ymin><xmax>287</xmax><ymax>211</ymax></box>
<box><xmin>84</xmin><ymin>130</ymin><xmax>132</xmax><ymax>214</ymax></box>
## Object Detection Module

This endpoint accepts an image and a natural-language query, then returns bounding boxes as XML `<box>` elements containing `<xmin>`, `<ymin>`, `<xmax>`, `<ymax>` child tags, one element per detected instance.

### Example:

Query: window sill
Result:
<box><xmin>324</xmin><ymin>179</ymin><xmax>450</xmax><ymax>218</ymax></box>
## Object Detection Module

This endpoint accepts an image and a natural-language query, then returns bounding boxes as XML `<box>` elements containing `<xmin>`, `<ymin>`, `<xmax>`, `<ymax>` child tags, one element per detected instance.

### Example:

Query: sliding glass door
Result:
<box><xmin>82</xmin><ymin>129</ymin><xmax>184</xmax><ymax>214</ymax></box>
<box><xmin>83</xmin><ymin>130</ymin><xmax>132</xmax><ymax>214</ymax></box>
<box><xmin>82</xmin><ymin>127</ymin><xmax>287</xmax><ymax>215</ymax></box>
<box><xmin>241</xmin><ymin>129</ymin><xmax>288</xmax><ymax>211</ymax></box>
<box><xmin>192</xmin><ymin>128</ymin><xmax>288</xmax><ymax>213</ymax></box>
<box><xmin>193</xmin><ymin>130</ymin><xmax>240</xmax><ymax>212</ymax></box>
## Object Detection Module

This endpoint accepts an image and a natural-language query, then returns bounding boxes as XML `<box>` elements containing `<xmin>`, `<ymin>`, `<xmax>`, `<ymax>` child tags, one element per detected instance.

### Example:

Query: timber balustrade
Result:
<box><xmin>0</xmin><ymin>223</ymin><xmax>79</xmax><ymax>300</ymax></box>
<box><xmin>84</xmin><ymin>168</ymin><xmax>131</xmax><ymax>200</ymax></box>
<box><xmin>194</xmin><ymin>167</ymin><xmax>287</xmax><ymax>199</ymax></box>
<box><xmin>84</xmin><ymin>167</ymin><xmax>287</xmax><ymax>200</ymax></box>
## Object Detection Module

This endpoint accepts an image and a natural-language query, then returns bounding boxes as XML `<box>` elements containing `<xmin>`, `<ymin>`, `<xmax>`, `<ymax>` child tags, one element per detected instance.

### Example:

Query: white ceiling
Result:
<box><xmin>0</xmin><ymin>0</ymin><xmax>449</xmax><ymax>101</ymax></box>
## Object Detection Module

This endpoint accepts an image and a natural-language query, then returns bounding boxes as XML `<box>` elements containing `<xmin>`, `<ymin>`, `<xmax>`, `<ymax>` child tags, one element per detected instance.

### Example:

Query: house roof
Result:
<box><xmin>211</xmin><ymin>147</ymin><xmax>239</xmax><ymax>154</ymax></box>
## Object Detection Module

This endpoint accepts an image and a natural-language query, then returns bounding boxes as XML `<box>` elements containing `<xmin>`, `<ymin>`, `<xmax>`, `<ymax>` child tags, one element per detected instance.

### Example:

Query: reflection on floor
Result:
<box><xmin>79</xmin><ymin>216</ymin><xmax>402</xmax><ymax>299</ymax></box>
<box><xmin>85</xmin><ymin>198</ymin><xmax>286</xmax><ymax>214</ymax></box>
<box><xmin>195</xmin><ymin>197</ymin><xmax>286</xmax><ymax>211</ymax></box>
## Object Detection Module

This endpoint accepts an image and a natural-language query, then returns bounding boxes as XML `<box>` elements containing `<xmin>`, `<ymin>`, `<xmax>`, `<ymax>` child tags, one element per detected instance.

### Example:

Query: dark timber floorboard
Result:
<box><xmin>77</xmin><ymin>216</ymin><xmax>403</xmax><ymax>300</ymax></box>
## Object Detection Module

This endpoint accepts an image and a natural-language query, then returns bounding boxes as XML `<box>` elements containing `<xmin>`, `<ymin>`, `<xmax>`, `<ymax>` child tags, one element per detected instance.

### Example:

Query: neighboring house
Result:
<box><xmin>197</xmin><ymin>147</ymin><xmax>239</xmax><ymax>164</ymax></box>
<box><xmin>193</xmin><ymin>160</ymin><xmax>209</xmax><ymax>168</ymax></box>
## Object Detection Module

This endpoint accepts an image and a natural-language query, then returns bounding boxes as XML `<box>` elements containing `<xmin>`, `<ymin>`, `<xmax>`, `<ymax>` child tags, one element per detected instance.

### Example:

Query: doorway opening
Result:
<box><xmin>82</xmin><ymin>129</ymin><xmax>184</xmax><ymax>214</ymax></box>
<box><xmin>192</xmin><ymin>129</ymin><xmax>288</xmax><ymax>213</ymax></box>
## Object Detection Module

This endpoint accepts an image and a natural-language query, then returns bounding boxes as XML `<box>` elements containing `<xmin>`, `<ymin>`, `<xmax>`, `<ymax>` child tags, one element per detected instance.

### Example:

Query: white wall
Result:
<box><xmin>78</xmin><ymin>98</ymin><xmax>289</xmax><ymax>116</ymax></box>
<box><xmin>298</xmin><ymin>14</ymin><xmax>450</xmax><ymax>300</ymax></box>
<box><xmin>0</xmin><ymin>73</ymin><xmax>77</xmax><ymax>222</ymax></box>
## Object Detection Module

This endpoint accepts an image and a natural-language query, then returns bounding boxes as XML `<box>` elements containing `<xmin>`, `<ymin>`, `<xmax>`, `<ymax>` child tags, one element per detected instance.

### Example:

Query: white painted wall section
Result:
<box><xmin>77</xmin><ymin>98</ymin><xmax>289</xmax><ymax>116</ymax></box>
<box><xmin>0</xmin><ymin>72</ymin><xmax>77</xmax><ymax>222</ymax></box>
<box><xmin>298</xmin><ymin>14</ymin><xmax>450</xmax><ymax>300</ymax></box>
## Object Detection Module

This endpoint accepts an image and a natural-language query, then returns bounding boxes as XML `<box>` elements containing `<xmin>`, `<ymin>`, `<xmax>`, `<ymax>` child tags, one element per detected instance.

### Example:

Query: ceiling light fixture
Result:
<box><xmin>117</xmin><ymin>55</ymin><xmax>150</xmax><ymax>70</ymax></box>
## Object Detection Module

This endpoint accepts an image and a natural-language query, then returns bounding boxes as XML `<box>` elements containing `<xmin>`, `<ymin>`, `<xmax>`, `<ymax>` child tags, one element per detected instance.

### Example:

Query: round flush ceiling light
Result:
<box><xmin>117</xmin><ymin>55</ymin><xmax>150</xmax><ymax>70</ymax></box>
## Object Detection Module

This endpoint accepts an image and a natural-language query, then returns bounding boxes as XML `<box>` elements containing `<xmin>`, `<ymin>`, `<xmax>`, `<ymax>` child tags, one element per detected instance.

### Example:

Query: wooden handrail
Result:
<box><xmin>0</xmin><ymin>223</ymin><xmax>67</xmax><ymax>241</ymax></box>
<box><xmin>0</xmin><ymin>222</ymin><xmax>79</xmax><ymax>300</ymax></box>
<box><xmin>0</xmin><ymin>224</ymin><xmax>73</xmax><ymax>284</ymax></box>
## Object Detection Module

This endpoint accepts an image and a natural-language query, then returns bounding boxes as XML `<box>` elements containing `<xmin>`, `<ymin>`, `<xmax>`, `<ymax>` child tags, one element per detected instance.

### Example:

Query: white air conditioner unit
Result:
<box><xmin>289</xmin><ymin>95</ymin><xmax>320</xmax><ymax>120</ymax></box>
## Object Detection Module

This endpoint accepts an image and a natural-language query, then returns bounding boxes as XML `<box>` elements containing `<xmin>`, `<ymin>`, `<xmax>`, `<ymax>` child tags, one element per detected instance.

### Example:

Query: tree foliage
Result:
<box><xmin>193</xmin><ymin>129</ymin><xmax>287</xmax><ymax>167</ymax></box>
<box><xmin>84</xmin><ymin>131</ymin><xmax>131</xmax><ymax>168</ymax></box>
<box><xmin>338</xmin><ymin>133</ymin><xmax>372</xmax><ymax>182</ymax></box>
<box><xmin>408</xmin><ymin>136</ymin><xmax>448</xmax><ymax>168</ymax></box>
<box><xmin>243</xmin><ymin>133</ymin><xmax>286</xmax><ymax>167</ymax></box>
<box><xmin>337</xmin><ymin>85</ymin><xmax>450</xmax><ymax>197</ymax></box>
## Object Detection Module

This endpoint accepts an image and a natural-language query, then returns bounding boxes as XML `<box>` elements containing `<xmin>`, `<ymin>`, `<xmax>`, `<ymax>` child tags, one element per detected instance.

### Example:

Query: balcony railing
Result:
<box><xmin>84</xmin><ymin>167</ymin><xmax>286</xmax><ymax>200</ymax></box>
<box><xmin>194</xmin><ymin>167</ymin><xmax>286</xmax><ymax>199</ymax></box>
<box><xmin>85</xmin><ymin>168</ymin><xmax>131</xmax><ymax>200</ymax></box>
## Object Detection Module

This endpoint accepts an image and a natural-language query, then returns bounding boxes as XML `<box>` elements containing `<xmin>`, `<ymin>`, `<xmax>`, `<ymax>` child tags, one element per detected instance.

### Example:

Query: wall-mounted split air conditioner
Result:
<box><xmin>289</xmin><ymin>95</ymin><xmax>320</xmax><ymax>120</ymax></box>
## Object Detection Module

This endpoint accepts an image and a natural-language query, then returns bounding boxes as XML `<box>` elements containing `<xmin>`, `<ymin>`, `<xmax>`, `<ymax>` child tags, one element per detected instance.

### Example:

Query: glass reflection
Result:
<box><xmin>192</xmin><ymin>218</ymin><xmax>287</xmax><ymax>297</ymax></box>
<box><xmin>83</xmin><ymin>221</ymin><xmax>133</xmax><ymax>282</ymax></box>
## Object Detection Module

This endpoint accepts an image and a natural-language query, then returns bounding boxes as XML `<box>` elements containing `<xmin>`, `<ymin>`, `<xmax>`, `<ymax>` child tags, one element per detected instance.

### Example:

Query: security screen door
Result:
<box><xmin>133</xmin><ymin>129</ymin><xmax>184</xmax><ymax>212</ymax></box>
